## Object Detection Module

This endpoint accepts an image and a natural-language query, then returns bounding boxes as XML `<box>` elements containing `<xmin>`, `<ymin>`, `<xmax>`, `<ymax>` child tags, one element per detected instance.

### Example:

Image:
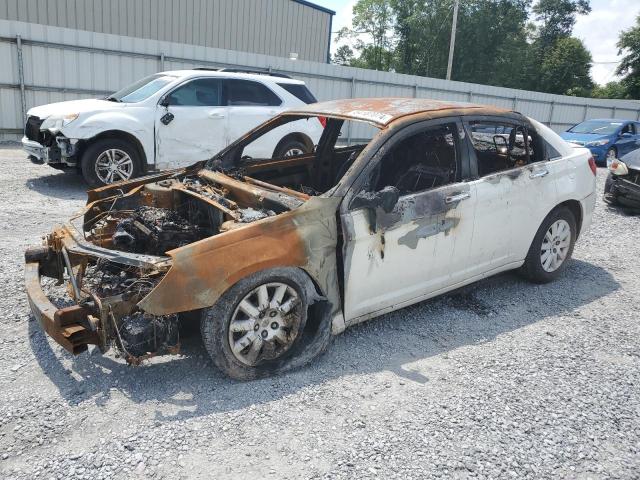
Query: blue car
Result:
<box><xmin>560</xmin><ymin>119</ymin><xmax>640</xmax><ymax>166</ymax></box>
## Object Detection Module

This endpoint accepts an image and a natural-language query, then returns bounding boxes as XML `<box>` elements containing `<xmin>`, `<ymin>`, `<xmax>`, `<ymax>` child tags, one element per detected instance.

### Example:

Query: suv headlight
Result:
<box><xmin>609</xmin><ymin>159</ymin><xmax>629</xmax><ymax>176</ymax></box>
<box><xmin>40</xmin><ymin>113</ymin><xmax>79</xmax><ymax>133</ymax></box>
<box><xmin>586</xmin><ymin>139</ymin><xmax>610</xmax><ymax>147</ymax></box>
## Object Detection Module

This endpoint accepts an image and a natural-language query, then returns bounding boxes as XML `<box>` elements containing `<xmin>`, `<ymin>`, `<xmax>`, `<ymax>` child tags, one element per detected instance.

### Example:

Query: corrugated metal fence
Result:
<box><xmin>1</xmin><ymin>18</ymin><xmax>639</xmax><ymax>141</ymax></box>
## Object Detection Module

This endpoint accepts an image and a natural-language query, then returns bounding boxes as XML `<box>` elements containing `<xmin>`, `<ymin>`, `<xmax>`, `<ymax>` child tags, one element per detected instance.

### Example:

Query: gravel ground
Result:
<box><xmin>1</xmin><ymin>146</ymin><xmax>639</xmax><ymax>479</ymax></box>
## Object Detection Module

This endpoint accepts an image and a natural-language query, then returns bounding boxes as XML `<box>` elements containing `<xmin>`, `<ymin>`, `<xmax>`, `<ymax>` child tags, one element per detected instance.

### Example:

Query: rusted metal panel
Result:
<box><xmin>286</xmin><ymin>98</ymin><xmax>511</xmax><ymax>127</ymax></box>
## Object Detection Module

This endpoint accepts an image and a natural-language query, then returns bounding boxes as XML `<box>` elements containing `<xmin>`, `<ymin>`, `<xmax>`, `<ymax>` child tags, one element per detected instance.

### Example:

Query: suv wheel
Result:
<box><xmin>520</xmin><ymin>206</ymin><xmax>577</xmax><ymax>283</ymax></box>
<box><xmin>81</xmin><ymin>138</ymin><xmax>141</xmax><ymax>187</ymax></box>
<box><xmin>201</xmin><ymin>268</ymin><xmax>316</xmax><ymax>380</ymax></box>
<box><xmin>274</xmin><ymin>139</ymin><xmax>309</xmax><ymax>158</ymax></box>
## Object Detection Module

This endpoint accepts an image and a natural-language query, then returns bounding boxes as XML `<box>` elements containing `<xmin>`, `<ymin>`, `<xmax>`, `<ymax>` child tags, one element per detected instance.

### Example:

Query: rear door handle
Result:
<box><xmin>530</xmin><ymin>169</ymin><xmax>549</xmax><ymax>179</ymax></box>
<box><xmin>209</xmin><ymin>112</ymin><xmax>225</xmax><ymax>119</ymax></box>
<box><xmin>445</xmin><ymin>192</ymin><xmax>471</xmax><ymax>204</ymax></box>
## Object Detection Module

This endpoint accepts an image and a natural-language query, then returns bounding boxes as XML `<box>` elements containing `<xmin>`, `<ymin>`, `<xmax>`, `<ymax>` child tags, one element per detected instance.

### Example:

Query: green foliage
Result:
<box><xmin>592</xmin><ymin>81</ymin><xmax>628</xmax><ymax>99</ymax></box>
<box><xmin>335</xmin><ymin>0</ymin><xmax>602</xmax><ymax>97</ymax></box>
<box><xmin>538</xmin><ymin>37</ymin><xmax>593</xmax><ymax>95</ymax></box>
<box><xmin>616</xmin><ymin>16</ymin><xmax>640</xmax><ymax>99</ymax></box>
<box><xmin>332</xmin><ymin>45</ymin><xmax>355</xmax><ymax>66</ymax></box>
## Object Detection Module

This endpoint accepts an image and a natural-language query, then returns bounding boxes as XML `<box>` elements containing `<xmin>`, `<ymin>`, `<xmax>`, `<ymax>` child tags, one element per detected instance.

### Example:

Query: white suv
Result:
<box><xmin>22</xmin><ymin>69</ymin><xmax>324</xmax><ymax>186</ymax></box>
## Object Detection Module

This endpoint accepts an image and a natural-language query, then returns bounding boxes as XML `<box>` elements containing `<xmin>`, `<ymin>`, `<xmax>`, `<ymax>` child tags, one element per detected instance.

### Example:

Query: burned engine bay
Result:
<box><xmin>43</xmin><ymin>169</ymin><xmax>311</xmax><ymax>363</ymax></box>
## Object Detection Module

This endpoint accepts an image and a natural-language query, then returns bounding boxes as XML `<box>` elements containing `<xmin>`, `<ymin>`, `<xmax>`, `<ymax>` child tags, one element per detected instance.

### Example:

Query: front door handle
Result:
<box><xmin>445</xmin><ymin>192</ymin><xmax>471</xmax><ymax>204</ymax></box>
<box><xmin>529</xmin><ymin>168</ymin><xmax>549</xmax><ymax>179</ymax></box>
<box><xmin>209</xmin><ymin>112</ymin><xmax>225</xmax><ymax>119</ymax></box>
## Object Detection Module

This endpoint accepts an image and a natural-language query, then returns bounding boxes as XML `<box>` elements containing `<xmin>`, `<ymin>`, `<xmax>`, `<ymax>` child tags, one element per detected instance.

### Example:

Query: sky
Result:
<box><xmin>315</xmin><ymin>0</ymin><xmax>640</xmax><ymax>85</ymax></box>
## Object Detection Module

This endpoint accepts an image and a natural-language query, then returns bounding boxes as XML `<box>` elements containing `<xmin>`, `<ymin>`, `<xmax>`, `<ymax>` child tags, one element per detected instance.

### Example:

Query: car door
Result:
<box><xmin>615</xmin><ymin>122</ymin><xmax>637</xmax><ymax>157</ymax></box>
<box><xmin>154</xmin><ymin>77</ymin><xmax>228</xmax><ymax>169</ymax></box>
<box><xmin>223</xmin><ymin>79</ymin><xmax>284</xmax><ymax>158</ymax></box>
<box><xmin>341</xmin><ymin>119</ymin><xmax>477</xmax><ymax>322</ymax></box>
<box><xmin>462</xmin><ymin>117</ymin><xmax>557</xmax><ymax>276</ymax></box>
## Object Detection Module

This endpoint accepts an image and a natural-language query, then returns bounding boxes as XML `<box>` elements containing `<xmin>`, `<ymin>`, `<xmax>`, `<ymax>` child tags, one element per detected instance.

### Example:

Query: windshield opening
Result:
<box><xmin>569</xmin><ymin>120</ymin><xmax>623</xmax><ymax>135</ymax></box>
<box><xmin>213</xmin><ymin>115</ymin><xmax>381</xmax><ymax>196</ymax></box>
<box><xmin>108</xmin><ymin>74</ymin><xmax>177</xmax><ymax>103</ymax></box>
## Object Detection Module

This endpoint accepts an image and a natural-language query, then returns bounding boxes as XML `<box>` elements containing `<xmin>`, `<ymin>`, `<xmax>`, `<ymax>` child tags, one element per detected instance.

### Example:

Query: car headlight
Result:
<box><xmin>609</xmin><ymin>159</ymin><xmax>629</xmax><ymax>176</ymax></box>
<box><xmin>40</xmin><ymin>113</ymin><xmax>79</xmax><ymax>133</ymax></box>
<box><xmin>586</xmin><ymin>139</ymin><xmax>610</xmax><ymax>147</ymax></box>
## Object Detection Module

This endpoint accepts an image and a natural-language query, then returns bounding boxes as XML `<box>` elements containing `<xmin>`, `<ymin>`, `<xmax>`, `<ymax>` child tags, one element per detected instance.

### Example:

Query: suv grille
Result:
<box><xmin>25</xmin><ymin>116</ymin><xmax>44</xmax><ymax>143</ymax></box>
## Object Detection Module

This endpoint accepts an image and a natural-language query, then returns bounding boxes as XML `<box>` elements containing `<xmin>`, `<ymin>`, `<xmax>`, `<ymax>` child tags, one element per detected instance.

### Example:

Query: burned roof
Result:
<box><xmin>286</xmin><ymin>97</ymin><xmax>513</xmax><ymax>127</ymax></box>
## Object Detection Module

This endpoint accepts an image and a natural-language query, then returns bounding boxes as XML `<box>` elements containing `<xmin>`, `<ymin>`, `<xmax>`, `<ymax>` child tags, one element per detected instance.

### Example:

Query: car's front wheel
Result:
<box><xmin>520</xmin><ymin>206</ymin><xmax>577</xmax><ymax>283</ymax></box>
<box><xmin>201</xmin><ymin>268</ymin><xmax>317</xmax><ymax>380</ymax></box>
<box><xmin>81</xmin><ymin>138</ymin><xmax>141</xmax><ymax>187</ymax></box>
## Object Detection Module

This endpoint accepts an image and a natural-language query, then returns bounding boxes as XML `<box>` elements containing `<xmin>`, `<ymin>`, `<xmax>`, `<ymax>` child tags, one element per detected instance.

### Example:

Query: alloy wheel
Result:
<box><xmin>94</xmin><ymin>149</ymin><xmax>134</xmax><ymax>184</ymax></box>
<box><xmin>540</xmin><ymin>219</ymin><xmax>571</xmax><ymax>272</ymax></box>
<box><xmin>228</xmin><ymin>282</ymin><xmax>302</xmax><ymax>366</ymax></box>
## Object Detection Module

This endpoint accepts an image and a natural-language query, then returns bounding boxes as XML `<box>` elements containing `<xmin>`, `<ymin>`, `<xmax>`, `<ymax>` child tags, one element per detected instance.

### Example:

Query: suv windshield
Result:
<box><xmin>108</xmin><ymin>74</ymin><xmax>177</xmax><ymax>103</ymax></box>
<box><xmin>569</xmin><ymin>120</ymin><xmax>622</xmax><ymax>135</ymax></box>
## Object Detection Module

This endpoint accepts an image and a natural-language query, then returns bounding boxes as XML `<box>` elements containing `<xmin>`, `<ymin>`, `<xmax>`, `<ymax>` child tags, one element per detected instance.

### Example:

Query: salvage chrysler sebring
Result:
<box><xmin>25</xmin><ymin>98</ymin><xmax>597</xmax><ymax>380</ymax></box>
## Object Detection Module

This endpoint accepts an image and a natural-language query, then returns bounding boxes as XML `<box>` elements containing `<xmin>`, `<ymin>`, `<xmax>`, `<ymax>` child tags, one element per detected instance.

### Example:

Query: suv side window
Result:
<box><xmin>373</xmin><ymin>123</ymin><xmax>459</xmax><ymax>195</ymax></box>
<box><xmin>467</xmin><ymin>121</ymin><xmax>538</xmax><ymax>177</ymax></box>
<box><xmin>166</xmin><ymin>78</ymin><xmax>222</xmax><ymax>106</ymax></box>
<box><xmin>225</xmin><ymin>79</ymin><xmax>282</xmax><ymax>107</ymax></box>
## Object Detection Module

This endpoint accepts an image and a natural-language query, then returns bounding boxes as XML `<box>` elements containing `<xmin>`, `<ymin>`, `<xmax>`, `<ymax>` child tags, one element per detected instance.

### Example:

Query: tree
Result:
<box><xmin>332</xmin><ymin>45</ymin><xmax>355</xmax><ymax>66</ymax></box>
<box><xmin>592</xmin><ymin>81</ymin><xmax>628</xmax><ymax>99</ymax></box>
<box><xmin>538</xmin><ymin>36</ymin><xmax>593</xmax><ymax>95</ymax></box>
<box><xmin>616</xmin><ymin>15</ymin><xmax>640</xmax><ymax>99</ymax></box>
<box><xmin>532</xmin><ymin>0</ymin><xmax>591</xmax><ymax>52</ymax></box>
<box><xmin>337</xmin><ymin>0</ymin><xmax>395</xmax><ymax>71</ymax></box>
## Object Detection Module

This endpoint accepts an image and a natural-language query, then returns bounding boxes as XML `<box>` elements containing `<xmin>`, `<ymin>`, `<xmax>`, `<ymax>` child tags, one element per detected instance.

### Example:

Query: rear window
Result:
<box><xmin>277</xmin><ymin>83</ymin><xmax>317</xmax><ymax>104</ymax></box>
<box><xmin>225</xmin><ymin>79</ymin><xmax>282</xmax><ymax>107</ymax></box>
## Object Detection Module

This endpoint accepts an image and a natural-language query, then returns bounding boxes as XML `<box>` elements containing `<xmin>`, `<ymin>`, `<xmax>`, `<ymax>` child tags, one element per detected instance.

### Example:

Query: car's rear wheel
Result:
<box><xmin>200</xmin><ymin>268</ymin><xmax>313</xmax><ymax>380</ymax></box>
<box><xmin>81</xmin><ymin>138</ymin><xmax>141</xmax><ymax>187</ymax></box>
<box><xmin>274</xmin><ymin>138</ymin><xmax>309</xmax><ymax>158</ymax></box>
<box><xmin>520</xmin><ymin>206</ymin><xmax>576</xmax><ymax>283</ymax></box>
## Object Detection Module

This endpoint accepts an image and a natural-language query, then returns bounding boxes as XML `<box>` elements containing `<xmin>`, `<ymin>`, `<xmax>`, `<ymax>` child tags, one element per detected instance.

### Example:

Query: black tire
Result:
<box><xmin>200</xmin><ymin>267</ymin><xmax>331</xmax><ymax>380</ymax></box>
<box><xmin>81</xmin><ymin>138</ymin><xmax>142</xmax><ymax>187</ymax></box>
<box><xmin>519</xmin><ymin>206</ymin><xmax>577</xmax><ymax>284</ymax></box>
<box><xmin>603</xmin><ymin>175</ymin><xmax>619</xmax><ymax>206</ymax></box>
<box><xmin>273</xmin><ymin>138</ymin><xmax>309</xmax><ymax>158</ymax></box>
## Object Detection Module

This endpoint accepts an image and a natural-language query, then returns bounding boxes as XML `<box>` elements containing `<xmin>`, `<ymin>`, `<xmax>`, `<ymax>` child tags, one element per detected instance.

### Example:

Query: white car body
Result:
<box><xmin>22</xmin><ymin>69</ymin><xmax>324</xmax><ymax>182</ymax></box>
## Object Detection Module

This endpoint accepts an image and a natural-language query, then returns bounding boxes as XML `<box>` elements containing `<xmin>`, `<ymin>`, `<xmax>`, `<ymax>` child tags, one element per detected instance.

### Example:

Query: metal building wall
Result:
<box><xmin>0</xmin><ymin>18</ymin><xmax>639</xmax><ymax>142</ymax></box>
<box><xmin>0</xmin><ymin>0</ymin><xmax>332</xmax><ymax>62</ymax></box>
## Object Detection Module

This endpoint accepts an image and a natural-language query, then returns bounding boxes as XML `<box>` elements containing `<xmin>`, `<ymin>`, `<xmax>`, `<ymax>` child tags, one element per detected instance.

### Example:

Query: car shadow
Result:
<box><xmin>28</xmin><ymin>259</ymin><xmax>619</xmax><ymax>421</ymax></box>
<box><xmin>24</xmin><ymin>169</ymin><xmax>88</xmax><ymax>200</ymax></box>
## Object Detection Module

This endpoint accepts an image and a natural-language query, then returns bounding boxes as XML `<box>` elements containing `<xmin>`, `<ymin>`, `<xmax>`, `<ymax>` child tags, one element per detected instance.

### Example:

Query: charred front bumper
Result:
<box><xmin>24</xmin><ymin>224</ymin><xmax>175</xmax><ymax>360</ymax></box>
<box><xmin>605</xmin><ymin>171</ymin><xmax>640</xmax><ymax>209</ymax></box>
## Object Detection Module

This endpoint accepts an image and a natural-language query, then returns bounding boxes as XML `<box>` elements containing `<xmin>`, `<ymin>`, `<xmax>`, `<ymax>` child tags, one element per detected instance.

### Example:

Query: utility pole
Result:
<box><xmin>446</xmin><ymin>0</ymin><xmax>460</xmax><ymax>81</ymax></box>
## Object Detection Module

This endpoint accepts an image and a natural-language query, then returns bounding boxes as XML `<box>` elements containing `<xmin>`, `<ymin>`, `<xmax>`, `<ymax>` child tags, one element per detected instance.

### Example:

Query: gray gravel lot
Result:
<box><xmin>1</xmin><ymin>146</ymin><xmax>639</xmax><ymax>479</ymax></box>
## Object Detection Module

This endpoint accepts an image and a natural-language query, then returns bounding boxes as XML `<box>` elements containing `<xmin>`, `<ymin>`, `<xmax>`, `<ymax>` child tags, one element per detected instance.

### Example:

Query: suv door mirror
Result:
<box><xmin>351</xmin><ymin>186</ymin><xmax>400</xmax><ymax>213</ymax></box>
<box><xmin>621</xmin><ymin>132</ymin><xmax>633</xmax><ymax>138</ymax></box>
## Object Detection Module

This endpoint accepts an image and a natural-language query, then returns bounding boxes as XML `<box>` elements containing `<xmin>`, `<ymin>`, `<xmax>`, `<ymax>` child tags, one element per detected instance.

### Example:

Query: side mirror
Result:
<box><xmin>351</xmin><ymin>186</ymin><xmax>400</xmax><ymax>214</ymax></box>
<box><xmin>621</xmin><ymin>132</ymin><xmax>633</xmax><ymax>138</ymax></box>
<box><xmin>159</xmin><ymin>96</ymin><xmax>170</xmax><ymax>108</ymax></box>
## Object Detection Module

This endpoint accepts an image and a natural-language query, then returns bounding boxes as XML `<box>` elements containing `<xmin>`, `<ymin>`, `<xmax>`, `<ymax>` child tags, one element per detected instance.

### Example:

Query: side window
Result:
<box><xmin>468</xmin><ymin>121</ymin><xmax>536</xmax><ymax>177</ymax></box>
<box><xmin>166</xmin><ymin>78</ymin><xmax>222</xmax><ymax>106</ymax></box>
<box><xmin>225</xmin><ymin>79</ymin><xmax>282</xmax><ymax>107</ymax></box>
<box><xmin>622</xmin><ymin>123</ymin><xmax>636</xmax><ymax>135</ymax></box>
<box><xmin>374</xmin><ymin>123</ymin><xmax>459</xmax><ymax>195</ymax></box>
<box><xmin>545</xmin><ymin>141</ymin><xmax>562</xmax><ymax>160</ymax></box>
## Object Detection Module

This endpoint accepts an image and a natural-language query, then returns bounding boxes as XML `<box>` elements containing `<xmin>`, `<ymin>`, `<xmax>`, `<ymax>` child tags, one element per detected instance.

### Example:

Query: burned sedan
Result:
<box><xmin>604</xmin><ymin>149</ymin><xmax>640</xmax><ymax>209</ymax></box>
<box><xmin>25</xmin><ymin>98</ymin><xmax>596</xmax><ymax>380</ymax></box>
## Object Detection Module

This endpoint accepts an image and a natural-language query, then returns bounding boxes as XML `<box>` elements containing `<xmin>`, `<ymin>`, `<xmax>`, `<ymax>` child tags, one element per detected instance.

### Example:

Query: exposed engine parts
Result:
<box><xmin>117</xmin><ymin>312</ymin><xmax>179</xmax><ymax>359</ymax></box>
<box><xmin>112</xmin><ymin>206</ymin><xmax>205</xmax><ymax>255</ymax></box>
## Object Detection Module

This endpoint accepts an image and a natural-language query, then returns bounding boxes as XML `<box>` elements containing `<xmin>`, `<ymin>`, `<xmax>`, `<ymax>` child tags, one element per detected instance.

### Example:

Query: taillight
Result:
<box><xmin>318</xmin><ymin>116</ymin><xmax>327</xmax><ymax>129</ymax></box>
<box><xmin>588</xmin><ymin>156</ymin><xmax>597</xmax><ymax>176</ymax></box>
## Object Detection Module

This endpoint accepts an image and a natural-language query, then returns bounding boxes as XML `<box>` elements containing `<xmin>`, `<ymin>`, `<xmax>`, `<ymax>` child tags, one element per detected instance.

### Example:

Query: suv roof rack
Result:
<box><xmin>214</xmin><ymin>67</ymin><xmax>292</xmax><ymax>79</ymax></box>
